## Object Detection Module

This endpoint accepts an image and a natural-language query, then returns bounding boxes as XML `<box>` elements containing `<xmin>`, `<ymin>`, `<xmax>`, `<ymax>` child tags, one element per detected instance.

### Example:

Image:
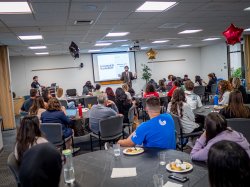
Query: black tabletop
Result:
<box><xmin>60</xmin><ymin>148</ymin><xmax>208</xmax><ymax>187</ymax></box>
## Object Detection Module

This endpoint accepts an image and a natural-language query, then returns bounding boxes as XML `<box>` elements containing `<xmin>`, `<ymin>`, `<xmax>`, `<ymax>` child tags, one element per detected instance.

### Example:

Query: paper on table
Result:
<box><xmin>163</xmin><ymin>181</ymin><xmax>183</xmax><ymax>187</ymax></box>
<box><xmin>111</xmin><ymin>168</ymin><xmax>137</xmax><ymax>178</ymax></box>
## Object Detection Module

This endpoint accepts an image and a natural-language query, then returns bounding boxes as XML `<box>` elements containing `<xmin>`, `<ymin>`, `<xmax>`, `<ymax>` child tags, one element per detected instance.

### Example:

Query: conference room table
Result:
<box><xmin>66</xmin><ymin>95</ymin><xmax>88</xmax><ymax>105</ymax></box>
<box><xmin>60</xmin><ymin>148</ymin><xmax>209</xmax><ymax>187</ymax></box>
<box><xmin>193</xmin><ymin>104</ymin><xmax>250</xmax><ymax>117</ymax></box>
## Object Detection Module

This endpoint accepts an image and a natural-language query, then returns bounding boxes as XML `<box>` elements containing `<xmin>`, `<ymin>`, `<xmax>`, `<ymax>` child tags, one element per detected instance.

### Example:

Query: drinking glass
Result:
<box><xmin>153</xmin><ymin>174</ymin><xmax>164</xmax><ymax>187</ymax></box>
<box><xmin>113</xmin><ymin>144</ymin><xmax>120</xmax><ymax>157</ymax></box>
<box><xmin>159</xmin><ymin>152</ymin><xmax>166</xmax><ymax>165</ymax></box>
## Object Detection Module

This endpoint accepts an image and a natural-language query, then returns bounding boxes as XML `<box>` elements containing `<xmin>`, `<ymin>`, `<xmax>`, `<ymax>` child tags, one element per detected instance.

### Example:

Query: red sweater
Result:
<box><xmin>143</xmin><ymin>92</ymin><xmax>159</xmax><ymax>98</ymax></box>
<box><xmin>167</xmin><ymin>86</ymin><xmax>177</xmax><ymax>97</ymax></box>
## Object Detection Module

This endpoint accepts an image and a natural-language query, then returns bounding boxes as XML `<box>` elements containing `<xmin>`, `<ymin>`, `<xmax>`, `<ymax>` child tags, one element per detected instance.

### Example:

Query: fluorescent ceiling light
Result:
<box><xmin>244</xmin><ymin>28</ymin><xmax>250</xmax><ymax>31</ymax></box>
<box><xmin>106</xmin><ymin>32</ymin><xmax>129</xmax><ymax>37</ymax></box>
<box><xmin>136</xmin><ymin>1</ymin><xmax>177</xmax><ymax>12</ymax></box>
<box><xmin>95</xmin><ymin>43</ymin><xmax>112</xmax><ymax>46</ymax></box>
<box><xmin>179</xmin><ymin>30</ymin><xmax>202</xmax><ymax>34</ymax></box>
<box><xmin>88</xmin><ymin>49</ymin><xmax>101</xmax><ymax>53</ymax></box>
<box><xmin>141</xmin><ymin>47</ymin><xmax>149</xmax><ymax>50</ymax></box>
<box><xmin>35</xmin><ymin>52</ymin><xmax>49</xmax><ymax>55</ymax></box>
<box><xmin>244</xmin><ymin>7</ymin><xmax>250</xmax><ymax>11</ymax></box>
<box><xmin>202</xmin><ymin>38</ymin><xmax>220</xmax><ymax>41</ymax></box>
<box><xmin>29</xmin><ymin>46</ymin><xmax>47</xmax><ymax>49</ymax></box>
<box><xmin>152</xmin><ymin>40</ymin><xmax>169</xmax><ymax>43</ymax></box>
<box><xmin>178</xmin><ymin>45</ymin><xmax>191</xmax><ymax>47</ymax></box>
<box><xmin>0</xmin><ymin>2</ymin><xmax>32</xmax><ymax>14</ymax></box>
<box><xmin>19</xmin><ymin>35</ymin><xmax>43</xmax><ymax>40</ymax></box>
<box><xmin>121</xmin><ymin>44</ymin><xmax>129</xmax><ymax>47</ymax></box>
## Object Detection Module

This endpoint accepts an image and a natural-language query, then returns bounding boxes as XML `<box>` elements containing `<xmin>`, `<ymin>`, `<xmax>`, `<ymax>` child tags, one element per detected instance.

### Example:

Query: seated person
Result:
<box><xmin>20</xmin><ymin>89</ymin><xmax>37</xmax><ymax>112</ymax></box>
<box><xmin>15</xmin><ymin>115</ymin><xmax>48</xmax><ymax>163</ymax></box>
<box><xmin>56</xmin><ymin>88</ymin><xmax>75</xmax><ymax>108</ymax></box>
<box><xmin>218</xmin><ymin>80</ymin><xmax>231</xmax><ymax>105</ymax></box>
<box><xmin>118</xmin><ymin>97</ymin><xmax>176</xmax><ymax>149</ymax></box>
<box><xmin>182</xmin><ymin>74</ymin><xmax>190</xmax><ymax>83</ymax></box>
<box><xmin>219</xmin><ymin>91</ymin><xmax>250</xmax><ymax>118</ymax></box>
<box><xmin>204</xmin><ymin>73</ymin><xmax>216</xmax><ymax>92</ymax></box>
<box><xmin>93</xmin><ymin>84</ymin><xmax>103</xmax><ymax>96</ymax></box>
<box><xmin>208</xmin><ymin>140</ymin><xmax>250</xmax><ymax>187</ymax></box>
<box><xmin>194</xmin><ymin>75</ymin><xmax>204</xmax><ymax>86</ymax></box>
<box><xmin>82</xmin><ymin>81</ymin><xmax>94</xmax><ymax>95</ymax></box>
<box><xmin>115</xmin><ymin>88</ymin><xmax>133</xmax><ymax>123</ymax></box>
<box><xmin>29</xmin><ymin>96</ymin><xmax>46</xmax><ymax>120</ymax></box>
<box><xmin>105</xmin><ymin>87</ymin><xmax>116</xmax><ymax>102</ymax></box>
<box><xmin>232</xmin><ymin>77</ymin><xmax>247</xmax><ymax>103</ymax></box>
<box><xmin>19</xmin><ymin>143</ymin><xmax>62</xmax><ymax>187</ymax></box>
<box><xmin>42</xmin><ymin>88</ymin><xmax>52</xmax><ymax>103</ymax></box>
<box><xmin>184</xmin><ymin>80</ymin><xmax>202</xmax><ymax>110</ymax></box>
<box><xmin>89</xmin><ymin>94</ymin><xmax>119</xmax><ymax>134</ymax></box>
<box><xmin>168</xmin><ymin>88</ymin><xmax>201</xmax><ymax>134</ymax></box>
<box><xmin>122</xmin><ymin>83</ymin><xmax>132</xmax><ymax>100</ymax></box>
<box><xmin>191</xmin><ymin>113</ymin><xmax>250</xmax><ymax>161</ymax></box>
<box><xmin>167</xmin><ymin>80</ymin><xmax>181</xmax><ymax>98</ymax></box>
<box><xmin>143</xmin><ymin>83</ymin><xmax>159</xmax><ymax>98</ymax></box>
<box><xmin>41</xmin><ymin>98</ymin><xmax>73</xmax><ymax>149</ymax></box>
<box><xmin>156</xmin><ymin>79</ymin><xmax>167</xmax><ymax>92</ymax></box>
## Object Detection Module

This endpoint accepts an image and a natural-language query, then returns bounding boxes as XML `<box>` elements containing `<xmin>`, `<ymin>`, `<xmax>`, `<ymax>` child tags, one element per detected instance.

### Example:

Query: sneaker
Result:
<box><xmin>104</xmin><ymin>142</ymin><xmax>110</xmax><ymax>150</ymax></box>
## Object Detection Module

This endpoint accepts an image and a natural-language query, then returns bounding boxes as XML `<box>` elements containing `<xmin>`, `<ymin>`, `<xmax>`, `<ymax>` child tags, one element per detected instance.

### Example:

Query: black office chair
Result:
<box><xmin>123</xmin><ymin>105</ymin><xmax>136</xmax><ymax>134</ymax></box>
<box><xmin>7</xmin><ymin>152</ymin><xmax>20</xmax><ymax>187</ymax></box>
<box><xmin>84</xmin><ymin>96</ymin><xmax>98</xmax><ymax>108</ymax></box>
<box><xmin>59</xmin><ymin>100</ymin><xmax>68</xmax><ymax>109</ymax></box>
<box><xmin>90</xmin><ymin>115</ymin><xmax>124</xmax><ymax>151</ymax></box>
<box><xmin>170</xmin><ymin>114</ymin><xmax>203</xmax><ymax>151</ymax></box>
<box><xmin>66</xmin><ymin>89</ymin><xmax>77</xmax><ymax>96</ymax></box>
<box><xmin>227</xmin><ymin>118</ymin><xmax>250</xmax><ymax>143</ymax></box>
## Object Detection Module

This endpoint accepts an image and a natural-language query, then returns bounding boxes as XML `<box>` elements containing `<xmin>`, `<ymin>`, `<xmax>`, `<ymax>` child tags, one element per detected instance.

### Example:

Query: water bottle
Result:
<box><xmin>62</xmin><ymin>149</ymin><xmax>75</xmax><ymax>184</ymax></box>
<box><xmin>78</xmin><ymin>104</ymin><xmax>82</xmax><ymax>118</ymax></box>
<box><xmin>213</xmin><ymin>95</ymin><xmax>218</xmax><ymax>105</ymax></box>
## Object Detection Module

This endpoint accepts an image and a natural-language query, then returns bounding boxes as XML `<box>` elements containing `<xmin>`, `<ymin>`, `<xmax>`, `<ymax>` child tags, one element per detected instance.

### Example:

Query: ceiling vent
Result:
<box><xmin>159</xmin><ymin>23</ymin><xmax>185</xmax><ymax>29</ymax></box>
<box><xmin>74</xmin><ymin>20</ymin><xmax>94</xmax><ymax>25</ymax></box>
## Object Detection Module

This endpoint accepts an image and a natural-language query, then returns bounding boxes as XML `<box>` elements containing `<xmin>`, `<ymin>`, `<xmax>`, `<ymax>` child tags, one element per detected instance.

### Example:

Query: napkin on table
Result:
<box><xmin>111</xmin><ymin>168</ymin><xmax>137</xmax><ymax>178</ymax></box>
<box><xmin>163</xmin><ymin>181</ymin><xmax>183</xmax><ymax>187</ymax></box>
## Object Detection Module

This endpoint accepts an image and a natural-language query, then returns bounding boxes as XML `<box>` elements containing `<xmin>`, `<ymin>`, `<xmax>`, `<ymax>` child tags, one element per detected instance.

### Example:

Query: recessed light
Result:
<box><xmin>19</xmin><ymin>35</ymin><xmax>43</xmax><ymax>40</ymax></box>
<box><xmin>88</xmin><ymin>49</ymin><xmax>101</xmax><ymax>53</ymax></box>
<box><xmin>28</xmin><ymin>46</ymin><xmax>47</xmax><ymax>49</ymax></box>
<box><xmin>35</xmin><ymin>52</ymin><xmax>49</xmax><ymax>55</ymax></box>
<box><xmin>178</xmin><ymin>45</ymin><xmax>191</xmax><ymax>48</ymax></box>
<box><xmin>136</xmin><ymin>1</ymin><xmax>177</xmax><ymax>12</ymax></box>
<box><xmin>202</xmin><ymin>38</ymin><xmax>221</xmax><ymax>41</ymax></box>
<box><xmin>95</xmin><ymin>43</ymin><xmax>112</xmax><ymax>46</ymax></box>
<box><xmin>106</xmin><ymin>32</ymin><xmax>129</xmax><ymax>37</ymax></box>
<box><xmin>152</xmin><ymin>40</ymin><xmax>169</xmax><ymax>44</ymax></box>
<box><xmin>244</xmin><ymin>28</ymin><xmax>250</xmax><ymax>31</ymax></box>
<box><xmin>178</xmin><ymin>30</ymin><xmax>202</xmax><ymax>34</ymax></box>
<box><xmin>0</xmin><ymin>2</ymin><xmax>32</xmax><ymax>14</ymax></box>
<box><xmin>244</xmin><ymin>7</ymin><xmax>250</xmax><ymax>11</ymax></box>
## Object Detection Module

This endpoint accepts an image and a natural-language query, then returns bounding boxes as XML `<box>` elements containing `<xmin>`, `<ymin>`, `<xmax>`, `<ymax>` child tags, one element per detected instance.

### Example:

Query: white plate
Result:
<box><xmin>166</xmin><ymin>162</ymin><xmax>193</xmax><ymax>173</ymax></box>
<box><xmin>123</xmin><ymin>147</ymin><xmax>144</xmax><ymax>155</ymax></box>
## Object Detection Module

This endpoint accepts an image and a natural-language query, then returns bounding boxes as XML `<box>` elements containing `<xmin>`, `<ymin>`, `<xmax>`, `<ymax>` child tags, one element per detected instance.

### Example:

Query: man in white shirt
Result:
<box><xmin>184</xmin><ymin>80</ymin><xmax>202</xmax><ymax>110</ymax></box>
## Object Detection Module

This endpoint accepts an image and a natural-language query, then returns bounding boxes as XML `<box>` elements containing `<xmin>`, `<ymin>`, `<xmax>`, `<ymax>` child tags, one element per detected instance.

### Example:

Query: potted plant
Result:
<box><xmin>141</xmin><ymin>64</ymin><xmax>152</xmax><ymax>84</ymax></box>
<box><xmin>232</xmin><ymin>67</ymin><xmax>242</xmax><ymax>78</ymax></box>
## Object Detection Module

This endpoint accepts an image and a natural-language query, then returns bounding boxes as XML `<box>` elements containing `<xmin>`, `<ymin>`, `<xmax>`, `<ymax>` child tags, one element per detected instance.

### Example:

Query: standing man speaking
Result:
<box><xmin>120</xmin><ymin>66</ymin><xmax>137</xmax><ymax>88</ymax></box>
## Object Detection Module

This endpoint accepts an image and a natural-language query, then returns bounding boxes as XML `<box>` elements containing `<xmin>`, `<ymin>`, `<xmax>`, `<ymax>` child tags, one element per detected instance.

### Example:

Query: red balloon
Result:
<box><xmin>222</xmin><ymin>24</ymin><xmax>243</xmax><ymax>45</ymax></box>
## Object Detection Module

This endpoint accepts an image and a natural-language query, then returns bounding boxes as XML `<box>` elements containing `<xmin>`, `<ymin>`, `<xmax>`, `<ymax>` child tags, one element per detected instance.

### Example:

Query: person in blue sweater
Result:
<box><xmin>41</xmin><ymin>98</ymin><xmax>73</xmax><ymax>149</ymax></box>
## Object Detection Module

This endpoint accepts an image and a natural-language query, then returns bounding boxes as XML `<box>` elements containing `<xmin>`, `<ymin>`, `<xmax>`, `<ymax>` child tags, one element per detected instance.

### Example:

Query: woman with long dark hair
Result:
<box><xmin>15</xmin><ymin>115</ymin><xmax>48</xmax><ymax>163</ymax></box>
<box><xmin>208</xmin><ymin>140</ymin><xmax>250</xmax><ymax>187</ymax></box>
<box><xmin>191</xmin><ymin>113</ymin><xmax>250</xmax><ymax>161</ymax></box>
<box><xmin>219</xmin><ymin>91</ymin><xmax>250</xmax><ymax>118</ymax></box>
<box><xmin>29</xmin><ymin>96</ymin><xmax>46</xmax><ymax>119</ymax></box>
<box><xmin>143</xmin><ymin>83</ymin><xmax>159</xmax><ymax>98</ymax></box>
<box><xmin>232</xmin><ymin>77</ymin><xmax>247</xmax><ymax>103</ymax></box>
<box><xmin>157</xmin><ymin>79</ymin><xmax>167</xmax><ymax>92</ymax></box>
<box><xmin>194</xmin><ymin>75</ymin><xmax>204</xmax><ymax>86</ymax></box>
<box><xmin>105</xmin><ymin>87</ymin><xmax>116</xmax><ymax>102</ymax></box>
<box><xmin>115</xmin><ymin>87</ymin><xmax>132</xmax><ymax>123</ymax></box>
<box><xmin>167</xmin><ymin>88</ymin><xmax>200</xmax><ymax>133</ymax></box>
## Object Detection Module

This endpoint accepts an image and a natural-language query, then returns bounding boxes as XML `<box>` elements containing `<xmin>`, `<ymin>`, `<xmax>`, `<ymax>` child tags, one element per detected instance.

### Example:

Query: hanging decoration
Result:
<box><xmin>222</xmin><ymin>24</ymin><xmax>244</xmax><ymax>45</ymax></box>
<box><xmin>146</xmin><ymin>48</ymin><xmax>157</xmax><ymax>60</ymax></box>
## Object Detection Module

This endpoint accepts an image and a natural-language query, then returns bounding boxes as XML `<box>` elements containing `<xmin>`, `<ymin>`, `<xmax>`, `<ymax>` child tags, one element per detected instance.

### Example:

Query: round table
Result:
<box><xmin>60</xmin><ymin>148</ymin><xmax>209</xmax><ymax>187</ymax></box>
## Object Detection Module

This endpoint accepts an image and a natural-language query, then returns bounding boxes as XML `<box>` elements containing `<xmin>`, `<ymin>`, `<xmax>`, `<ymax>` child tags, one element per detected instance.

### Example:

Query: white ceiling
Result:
<box><xmin>0</xmin><ymin>0</ymin><xmax>250</xmax><ymax>56</ymax></box>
